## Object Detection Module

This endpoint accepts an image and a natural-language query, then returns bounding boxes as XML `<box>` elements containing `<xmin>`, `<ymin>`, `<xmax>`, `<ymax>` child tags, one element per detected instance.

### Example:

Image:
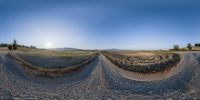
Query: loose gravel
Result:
<box><xmin>0</xmin><ymin>51</ymin><xmax>200</xmax><ymax>99</ymax></box>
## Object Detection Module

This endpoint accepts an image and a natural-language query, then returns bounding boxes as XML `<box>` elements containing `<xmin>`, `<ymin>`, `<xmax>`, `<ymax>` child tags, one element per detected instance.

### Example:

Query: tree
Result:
<box><xmin>30</xmin><ymin>45</ymin><xmax>36</xmax><ymax>49</ymax></box>
<box><xmin>195</xmin><ymin>43</ymin><xmax>200</xmax><ymax>47</ymax></box>
<box><xmin>173</xmin><ymin>45</ymin><xmax>179</xmax><ymax>50</ymax></box>
<box><xmin>0</xmin><ymin>43</ymin><xmax>8</xmax><ymax>47</ymax></box>
<box><xmin>13</xmin><ymin>39</ymin><xmax>17</xmax><ymax>50</ymax></box>
<box><xmin>187</xmin><ymin>43</ymin><xmax>192</xmax><ymax>51</ymax></box>
<box><xmin>8</xmin><ymin>45</ymin><xmax>13</xmax><ymax>50</ymax></box>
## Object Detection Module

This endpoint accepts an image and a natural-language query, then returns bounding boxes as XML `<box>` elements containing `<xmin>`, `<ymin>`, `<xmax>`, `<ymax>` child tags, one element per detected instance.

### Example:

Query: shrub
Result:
<box><xmin>13</xmin><ymin>39</ymin><xmax>17</xmax><ymax>50</ymax></box>
<box><xmin>173</xmin><ymin>45</ymin><xmax>179</xmax><ymax>50</ymax></box>
<box><xmin>0</xmin><ymin>43</ymin><xmax>8</xmax><ymax>47</ymax></box>
<box><xmin>8</xmin><ymin>45</ymin><xmax>13</xmax><ymax>50</ymax></box>
<box><xmin>194</xmin><ymin>43</ymin><xmax>200</xmax><ymax>47</ymax></box>
<box><xmin>187</xmin><ymin>43</ymin><xmax>192</xmax><ymax>51</ymax></box>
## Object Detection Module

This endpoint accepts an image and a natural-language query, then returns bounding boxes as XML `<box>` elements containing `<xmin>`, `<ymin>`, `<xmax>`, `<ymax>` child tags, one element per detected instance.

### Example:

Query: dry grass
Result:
<box><xmin>118</xmin><ymin>52</ymin><xmax>156</xmax><ymax>57</ymax></box>
<box><xmin>8</xmin><ymin>51</ymin><xmax>97</xmax><ymax>77</ymax></box>
<box><xmin>17</xmin><ymin>51</ymin><xmax>96</xmax><ymax>67</ymax></box>
<box><xmin>17</xmin><ymin>48</ymin><xmax>94</xmax><ymax>57</ymax></box>
<box><xmin>102</xmin><ymin>51</ymin><xmax>181</xmax><ymax>73</ymax></box>
<box><xmin>0</xmin><ymin>47</ymin><xmax>8</xmax><ymax>51</ymax></box>
<box><xmin>191</xmin><ymin>47</ymin><xmax>200</xmax><ymax>51</ymax></box>
<box><xmin>5</xmin><ymin>48</ymin><xmax>98</xmax><ymax>76</ymax></box>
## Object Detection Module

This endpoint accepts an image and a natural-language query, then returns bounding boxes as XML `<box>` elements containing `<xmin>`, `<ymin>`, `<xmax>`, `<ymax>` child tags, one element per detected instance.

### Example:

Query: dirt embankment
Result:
<box><xmin>7</xmin><ymin>52</ymin><xmax>98</xmax><ymax>77</ymax></box>
<box><xmin>102</xmin><ymin>51</ymin><xmax>181</xmax><ymax>73</ymax></box>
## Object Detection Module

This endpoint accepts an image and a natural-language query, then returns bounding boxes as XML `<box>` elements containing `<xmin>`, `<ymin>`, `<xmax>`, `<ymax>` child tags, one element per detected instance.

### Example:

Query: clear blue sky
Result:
<box><xmin>0</xmin><ymin>0</ymin><xmax>200</xmax><ymax>49</ymax></box>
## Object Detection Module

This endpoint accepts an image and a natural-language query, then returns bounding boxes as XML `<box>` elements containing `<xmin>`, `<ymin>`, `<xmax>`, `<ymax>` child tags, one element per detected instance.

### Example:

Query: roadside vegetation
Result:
<box><xmin>0</xmin><ymin>39</ymin><xmax>36</xmax><ymax>51</ymax></box>
<box><xmin>170</xmin><ymin>43</ymin><xmax>200</xmax><ymax>51</ymax></box>
<box><xmin>0</xmin><ymin>39</ymin><xmax>98</xmax><ymax>76</ymax></box>
<box><xmin>102</xmin><ymin>51</ymin><xmax>181</xmax><ymax>73</ymax></box>
<box><xmin>8</xmin><ymin>49</ymin><xmax>98</xmax><ymax>76</ymax></box>
<box><xmin>15</xmin><ymin>50</ymin><xmax>97</xmax><ymax>68</ymax></box>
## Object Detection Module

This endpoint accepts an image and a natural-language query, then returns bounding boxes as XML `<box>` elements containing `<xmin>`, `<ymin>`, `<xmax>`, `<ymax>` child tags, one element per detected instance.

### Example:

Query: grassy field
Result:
<box><xmin>17</xmin><ymin>48</ymin><xmax>95</xmax><ymax>57</ymax></box>
<box><xmin>5</xmin><ymin>47</ymin><xmax>98</xmax><ymax>76</ymax></box>
<box><xmin>0</xmin><ymin>47</ymin><xmax>95</xmax><ymax>56</ymax></box>
<box><xmin>12</xmin><ymin>48</ymin><xmax>97</xmax><ymax>68</ymax></box>
<box><xmin>191</xmin><ymin>47</ymin><xmax>200</xmax><ymax>51</ymax></box>
<box><xmin>0</xmin><ymin>47</ymin><xmax>8</xmax><ymax>51</ymax></box>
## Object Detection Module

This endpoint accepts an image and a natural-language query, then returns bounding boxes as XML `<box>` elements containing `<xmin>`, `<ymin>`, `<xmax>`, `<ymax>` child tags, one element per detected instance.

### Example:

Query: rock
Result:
<box><xmin>189</xmin><ymin>89</ymin><xmax>196</xmax><ymax>94</ymax></box>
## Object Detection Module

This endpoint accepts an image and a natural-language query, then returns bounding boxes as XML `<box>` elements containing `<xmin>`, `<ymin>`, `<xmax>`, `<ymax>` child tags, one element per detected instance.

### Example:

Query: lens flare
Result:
<box><xmin>45</xmin><ymin>42</ymin><xmax>52</xmax><ymax>48</ymax></box>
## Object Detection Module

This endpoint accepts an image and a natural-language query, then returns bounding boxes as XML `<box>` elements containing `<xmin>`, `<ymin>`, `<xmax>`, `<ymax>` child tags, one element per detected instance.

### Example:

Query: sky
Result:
<box><xmin>0</xmin><ymin>0</ymin><xmax>200</xmax><ymax>50</ymax></box>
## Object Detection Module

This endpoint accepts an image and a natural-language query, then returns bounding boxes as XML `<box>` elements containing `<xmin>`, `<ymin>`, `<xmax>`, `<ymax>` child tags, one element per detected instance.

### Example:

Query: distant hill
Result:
<box><xmin>50</xmin><ymin>47</ymin><xmax>82</xmax><ymax>51</ymax></box>
<box><xmin>104</xmin><ymin>48</ymin><xmax>121</xmax><ymax>51</ymax></box>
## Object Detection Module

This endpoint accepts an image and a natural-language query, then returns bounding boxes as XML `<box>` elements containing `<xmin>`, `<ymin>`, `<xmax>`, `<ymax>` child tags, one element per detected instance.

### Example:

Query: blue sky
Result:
<box><xmin>0</xmin><ymin>0</ymin><xmax>200</xmax><ymax>49</ymax></box>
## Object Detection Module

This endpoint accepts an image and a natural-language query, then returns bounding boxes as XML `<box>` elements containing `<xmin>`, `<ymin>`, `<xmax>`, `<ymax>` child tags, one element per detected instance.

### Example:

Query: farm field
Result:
<box><xmin>6</xmin><ymin>48</ymin><xmax>97</xmax><ymax>76</ymax></box>
<box><xmin>13</xmin><ymin>50</ymin><xmax>95</xmax><ymax>68</ymax></box>
<box><xmin>0</xmin><ymin>48</ymin><xmax>200</xmax><ymax>99</ymax></box>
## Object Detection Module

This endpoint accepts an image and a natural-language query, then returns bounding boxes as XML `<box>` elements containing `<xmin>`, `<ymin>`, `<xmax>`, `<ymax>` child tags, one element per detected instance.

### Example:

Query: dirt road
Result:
<box><xmin>0</xmin><ymin>51</ymin><xmax>200</xmax><ymax>99</ymax></box>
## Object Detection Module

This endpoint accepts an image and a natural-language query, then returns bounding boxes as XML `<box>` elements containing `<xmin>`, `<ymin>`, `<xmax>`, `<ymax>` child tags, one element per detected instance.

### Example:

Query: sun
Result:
<box><xmin>45</xmin><ymin>42</ymin><xmax>52</xmax><ymax>48</ymax></box>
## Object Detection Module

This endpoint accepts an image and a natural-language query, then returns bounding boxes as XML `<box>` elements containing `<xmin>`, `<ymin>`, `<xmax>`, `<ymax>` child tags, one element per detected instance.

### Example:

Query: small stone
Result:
<box><xmin>195</xmin><ymin>72</ymin><xmax>199</xmax><ymax>76</ymax></box>
<box><xmin>189</xmin><ymin>89</ymin><xmax>196</xmax><ymax>94</ymax></box>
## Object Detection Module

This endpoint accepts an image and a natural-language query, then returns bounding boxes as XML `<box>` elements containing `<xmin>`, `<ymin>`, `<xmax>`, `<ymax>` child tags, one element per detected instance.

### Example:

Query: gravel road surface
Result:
<box><xmin>0</xmin><ymin>51</ymin><xmax>200</xmax><ymax>99</ymax></box>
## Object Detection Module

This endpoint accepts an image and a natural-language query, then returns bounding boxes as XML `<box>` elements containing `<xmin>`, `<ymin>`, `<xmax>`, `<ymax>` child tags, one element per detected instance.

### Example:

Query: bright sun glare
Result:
<box><xmin>45</xmin><ymin>42</ymin><xmax>52</xmax><ymax>48</ymax></box>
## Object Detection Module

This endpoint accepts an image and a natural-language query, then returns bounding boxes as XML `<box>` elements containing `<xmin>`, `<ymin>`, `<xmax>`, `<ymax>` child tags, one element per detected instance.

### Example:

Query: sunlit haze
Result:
<box><xmin>1</xmin><ymin>0</ymin><xmax>200</xmax><ymax>50</ymax></box>
<box><xmin>45</xmin><ymin>42</ymin><xmax>52</xmax><ymax>49</ymax></box>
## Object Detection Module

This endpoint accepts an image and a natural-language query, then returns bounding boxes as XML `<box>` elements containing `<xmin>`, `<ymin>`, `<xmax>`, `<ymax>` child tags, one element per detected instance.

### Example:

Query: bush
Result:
<box><xmin>8</xmin><ymin>45</ymin><xmax>13</xmax><ymax>50</ymax></box>
<box><xmin>0</xmin><ymin>43</ymin><xmax>8</xmax><ymax>47</ymax></box>
<box><xmin>13</xmin><ymin>39</ymin><xmax>17</xmax><ymax>50</ymax></box>
<box><xmin>195</xmin><ymin>43</ymin><xmax>200</xmax><ymax>47</ymax></box>
<box><xmin>173</xmin><ymin>45</ymin><xmax>179</xmax><ymax>50</ymax></box>
<box><xmin>187</xmin><ymin>43</ymin><xmax>192</xmax><ymax>51</ymax></box>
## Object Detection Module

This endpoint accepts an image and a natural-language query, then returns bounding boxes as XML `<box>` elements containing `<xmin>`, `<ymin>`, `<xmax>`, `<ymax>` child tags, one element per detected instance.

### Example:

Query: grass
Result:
<box><xmin>7</xmin><ymin>48</ymin><xmax>98</xmax><ymax>76</ymax></box>
<box><xmin>8</xmin><ymin>53</ymin><xmax>97</xmax><ymax>77</ymax></box>
<box><xmin>102</xmin><ymin>51</ymin><xmax>181</xmax><ymax>73</ymax></box>
<box><xmin>16</xmin><ymin>47</ymin><xmax>95</xmax><ymax>58</ymax></box>
<box><xmin>0</xmin><ymin>47</ymin><xmax>8</xmax><ymax>51</ymax></box>
<box><xmin>191</xmin><ymin>47</ymin><xmax>200</xmax><ymax>51</ymax></box>
<box><xmin>13</xmin><ymin>48</ymin><xmax>97</xmax><ymax>68</ymax></box>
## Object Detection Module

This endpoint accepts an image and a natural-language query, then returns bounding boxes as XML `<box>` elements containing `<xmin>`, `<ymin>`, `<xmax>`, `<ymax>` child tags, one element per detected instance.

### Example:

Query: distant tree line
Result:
<box><xmin>194</xmin><ymin>43</ymin><xmax>200</xmax><ymax>47</ymax></box>
<box><xmin>171</xmin><ymin>43</ymin><xmax>196</xmax><ymax>51</ymax></box>
<box><xmin>173</xmin><ymin>45</ymin><xmax>179</xmax><ymax>50</ymax></box>
<box><xmin>17</xmin><ymin>45</ymin><xmax>36</xmax><ymax>48</ymax></box>
<box><xmin>0</xmin><ymin>43</ymin><xmax>8</xmax><ymax>47</ymax></box>
<box><xmin>0</xmin><ymin>39</ymin><xmax>36</xmax><ymax>50</ymax></box>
